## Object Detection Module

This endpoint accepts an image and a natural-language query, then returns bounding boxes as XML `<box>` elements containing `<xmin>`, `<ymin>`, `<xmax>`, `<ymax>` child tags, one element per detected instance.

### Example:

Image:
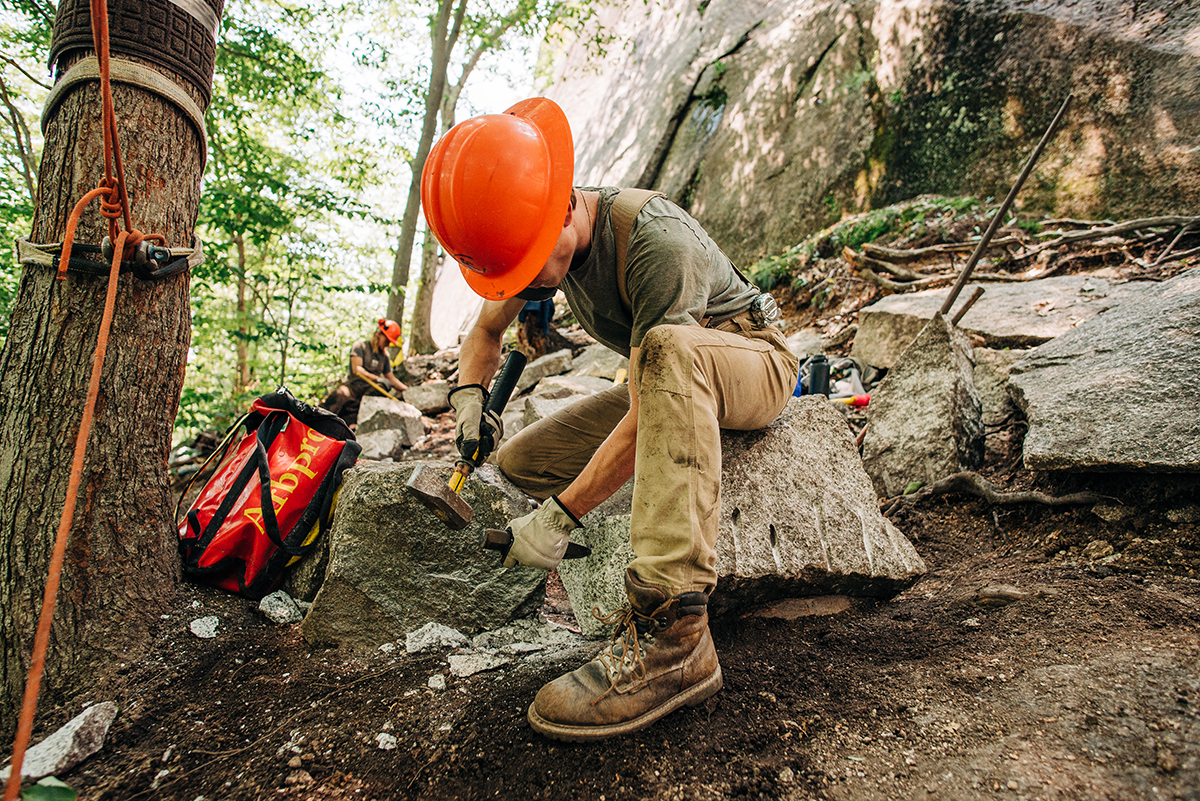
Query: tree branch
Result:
<box><xmin>1</xmin><ymin>54</ymin><xmax>51</xmax><ymax>90</ymax></box>
<box><xmin>0</xmin><ymin>74</ymin><xmax>36</xmax><ymax>202</ymax></box>
<box><xmin>881</xmin><ymin>471</ymin><xmax>1112</xmax><ymax>516</ymax></box>
<box><xmin>1032</xmin><ymin>216</ymin><xmax>1199</xmax><ymax>253</ymax></box>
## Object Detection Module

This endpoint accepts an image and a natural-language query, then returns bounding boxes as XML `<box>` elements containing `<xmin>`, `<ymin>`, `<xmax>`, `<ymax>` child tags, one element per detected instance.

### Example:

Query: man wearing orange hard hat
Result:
<box><xmin>423</xmin><ymin>98</ymin><xmax>798</xmax><ymax>741</ymax></box>
<box><xmin>320</xmin><ymin>318</ymin><xmax>409</xmax><ymax>427</ymax></box>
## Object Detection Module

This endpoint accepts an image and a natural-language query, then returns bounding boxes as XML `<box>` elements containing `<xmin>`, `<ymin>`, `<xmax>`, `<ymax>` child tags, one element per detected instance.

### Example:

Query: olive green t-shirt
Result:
<box><xmin>561</xmin><ymin>187</ymin><xmax>759</xmax><ymax>358</ymax></box>
<box><xmin>345</xmin><ymin>339</ymin><xmax>392</xmax><ymax>383</ymax></box>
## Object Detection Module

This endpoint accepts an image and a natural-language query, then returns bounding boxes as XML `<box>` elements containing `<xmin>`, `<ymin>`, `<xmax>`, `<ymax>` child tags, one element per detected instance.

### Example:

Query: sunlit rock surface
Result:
<box><xmin>546</xmin><ymin>0</ymin><xmax>1199</xmax><ymax>267</ymax></box>
<box><xmin>1010</xmin><ymin>266</ymin><xmax>1200</xmax><ymax>471</ymax></box>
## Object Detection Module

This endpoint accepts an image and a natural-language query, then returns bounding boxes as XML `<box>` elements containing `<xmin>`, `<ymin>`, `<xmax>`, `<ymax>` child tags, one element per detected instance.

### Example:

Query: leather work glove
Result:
<box><xmin>448</xmin><ymin>384</ymin><xmax>503</xmax><ymax>465</ymax></box>
<box><xmin>503</xmin><ymin>495</ymin><xmax>583</xmax><ymax>570</ymax></box>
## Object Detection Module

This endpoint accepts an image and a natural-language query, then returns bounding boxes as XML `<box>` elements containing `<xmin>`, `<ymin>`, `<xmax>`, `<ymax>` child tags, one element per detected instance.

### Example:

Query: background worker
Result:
<box><xmin>321</xmin><ymin>318</ymin><xmax>408</xmax><ymax>428</ymax></box>
<box><xmin>423</xmin><ymin>98</ymin><xmax>798</xmax><ymax>741</ymax></box>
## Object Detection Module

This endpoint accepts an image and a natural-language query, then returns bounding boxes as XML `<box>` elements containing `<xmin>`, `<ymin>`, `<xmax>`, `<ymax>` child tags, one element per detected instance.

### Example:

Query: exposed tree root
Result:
<box><xmin>881</xmin><ymin>471</ymin><xmax>1112</xmax><ymax>516</ymax></box>
<box><xmin>1032</xmin><ymin>215</ymin><xmax>1199</xmax><ymax>251</ymax></box>
<box><xmin>862</xmin><ymin>237</ymin><xmax>1021</xmax><ymax>263</ymax></box>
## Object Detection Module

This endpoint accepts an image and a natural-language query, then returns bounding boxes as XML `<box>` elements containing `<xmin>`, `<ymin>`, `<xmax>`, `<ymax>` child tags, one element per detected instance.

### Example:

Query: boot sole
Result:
<box><xmin>526</xmin><ymin>666</ymin><xmax>723</xmax><ymax>742</ymax></box>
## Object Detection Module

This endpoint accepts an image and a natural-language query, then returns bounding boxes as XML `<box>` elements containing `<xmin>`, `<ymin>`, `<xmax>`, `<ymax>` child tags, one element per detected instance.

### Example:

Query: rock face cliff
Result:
<box><xmin>543</xmin><ymin>0</ymin><xmax>1199</xmax><ymax>266</ymax></box>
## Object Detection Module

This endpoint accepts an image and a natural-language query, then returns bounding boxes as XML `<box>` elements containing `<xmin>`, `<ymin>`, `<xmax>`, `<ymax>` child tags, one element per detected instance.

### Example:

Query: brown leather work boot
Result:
<box><xmin>527</xmin><ymin>569</ymin><xmax>722</xmax><ymax>742</ymax></box>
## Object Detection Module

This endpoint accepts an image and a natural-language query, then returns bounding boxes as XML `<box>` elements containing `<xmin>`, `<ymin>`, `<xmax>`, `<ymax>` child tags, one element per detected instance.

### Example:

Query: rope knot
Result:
<box><xmin>97</xmin><ymin>178</ymin><xmax>122</xmax><ymax>220</ymax></box>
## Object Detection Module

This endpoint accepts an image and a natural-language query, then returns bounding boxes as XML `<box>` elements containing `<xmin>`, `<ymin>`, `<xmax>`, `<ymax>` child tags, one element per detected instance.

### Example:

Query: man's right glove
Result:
<box><xmin>503</xmin><ymin>495</ymin><xmax>583</xmax><ymax>570</ymax></box>
<box><xmin>448</xmin><ymin>384</ymin><xmax>503</xmax><ymax>465</ymax></box>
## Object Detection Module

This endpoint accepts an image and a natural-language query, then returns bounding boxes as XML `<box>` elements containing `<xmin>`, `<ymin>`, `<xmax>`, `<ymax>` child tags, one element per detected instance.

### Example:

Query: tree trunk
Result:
<box><xmin>235</xmin><ymin>233</ymin><xmax>251</xmax><ymax>391</ymax></box>
<box><xmin>385</xmin><ymin>0</ymin><xmax>461</xmax><ymax>327</ymax></box>
<box><xmin>0</xmin><ymin>41</ymin><xmax>209</xmax><ymax>734</ymax></box>
<box><xmin>407</xmin><ymin>229</ymin><xmax>441</xmax><ymax>355</ymax></box>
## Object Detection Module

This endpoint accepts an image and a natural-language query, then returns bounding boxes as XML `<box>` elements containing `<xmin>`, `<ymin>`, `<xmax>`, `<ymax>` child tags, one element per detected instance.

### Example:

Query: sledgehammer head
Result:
<box><xmin>406</xmin><ymin>463</ymin><xmax>473</xmax><ymax>530</ymax></box>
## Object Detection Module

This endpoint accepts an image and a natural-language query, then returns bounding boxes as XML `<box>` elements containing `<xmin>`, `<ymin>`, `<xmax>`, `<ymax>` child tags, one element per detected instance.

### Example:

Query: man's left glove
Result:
<box><xmin>503</xmin><ymin>495</ymin><xmax>583</xmax><ymax>570</ymax></box>
<box><xmin>448</xmin><ymin>384</ymin><xmax>503</xmax><ymax>465</ymax></box>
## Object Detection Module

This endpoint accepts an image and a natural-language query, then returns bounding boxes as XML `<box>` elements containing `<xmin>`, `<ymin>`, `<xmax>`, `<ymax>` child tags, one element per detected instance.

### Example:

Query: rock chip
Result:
<box><xmin>258</xmin><ymin>590</ymin><xmax>303</xmax><ymax>624</ymax></box>
<box><xmin>189</xmin><ymin>616</ymin><xmax>219</xmax><ymax>638</ymax></box>
<box><xmin>0</xmin><ymin>702</ymin><xmax>119</xmax><ymax>781</ymax></box>
<box><xmin>406</xmin><ymin>622</ymin><xmax>469</xmax><ymax>653</ymax></box>
<box><xmin>448</xmin><ymin>652</ymin><xmax>511</xmax><ymax>678</ymax></box>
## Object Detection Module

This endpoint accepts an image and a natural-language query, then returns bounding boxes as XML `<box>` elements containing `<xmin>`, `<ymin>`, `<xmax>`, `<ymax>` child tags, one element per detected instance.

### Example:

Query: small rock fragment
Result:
<box><xmin>0</xmin><ymin>701</ymin><xmax>120</xmax><ymax>782</ymax></box>
<box><xmin>1082</xmin><ymin>540</ymin><xmax>1115</xmax><ymax>561</ymax></box>
<box><xmin>259</xmin><ymin>590</ymin><xmax>303</xmax><ymax>624</ymax></box>
<box><xmin>190</xmin><ymin>616</ymin><xmax>220</xmax><ymax>638</ymax></box>
<box><xmin>285</xmin><ymin>769</ymin><xmax>314</xmax><ymax>785</ymax></box>
<box><xmin>448</xmin><ymin>652</ymin><xmax>511</xmax><ymax>678</ymax></box>
<box><xmin>406</xmin><ymin>622</ymin><xmax>469</xmax><ymax>653</ymax></box>
<box><xmin>376</xmin><ymin>733</ymin><xmax>398</xmax><ymax>751</ymax></box>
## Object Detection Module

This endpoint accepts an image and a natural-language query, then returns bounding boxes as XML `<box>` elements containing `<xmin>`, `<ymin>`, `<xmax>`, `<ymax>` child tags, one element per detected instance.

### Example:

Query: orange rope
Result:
<box><xmin>3</xmin><ymin>233</ymin><xmax>124</xmax><ymax>801</ymax></box>
<box><xmin>4</xmin><ymin>0</ymin><xmax>160</xmax><ymax>792</ymax></box>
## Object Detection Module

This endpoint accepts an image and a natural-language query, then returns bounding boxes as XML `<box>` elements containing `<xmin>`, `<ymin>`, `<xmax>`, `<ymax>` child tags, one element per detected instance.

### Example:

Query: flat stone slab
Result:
<box><xmin>861</xmin><ymin>313</ymin><xmax>984</xmax><ymax>498</ymax></box>
<box><xmin>402</xmin><ymin>380</ymin><xmax>450</xmax><ymax>414</ymax></box>
<box><xmin>568</xmin><ymin>344</ymin><xmax>628</xmax><ymax>380</ymax></box>
<box><xmin>1009</xmin><ymin>267</ymin><xmax>1200</xmax><ymax>471</ymax></box>
<box><xmin>515</xmin><ymin>349</ymin><xmax>573</xmax><ymax>394</ymax></box>
<box><xmin>852</xmin><ymin>275</ymin><xmax>1153</xmax><ymax>368</ymax></box>
<box><xmin>559</xmin><ymin>397</ymin><xmax>927</xmax><ymax>637</ymax></box>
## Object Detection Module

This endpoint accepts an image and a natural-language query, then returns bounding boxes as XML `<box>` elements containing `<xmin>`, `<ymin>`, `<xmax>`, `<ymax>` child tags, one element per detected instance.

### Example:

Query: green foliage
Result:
<box><xmin>746</xmin><ymin>195</ymin><xmax>983</xmax><ymax>290</ymax></box>
<box><xmin>0</xmin><ymin>0</ymin><xmax>51</xmax><ymax>347</ymax></box>
<box><xmin>1015</xmin><ymin>217</ymin><xmax>1042</xmax><ymax>235</ymax></box>
<box><xmin>21</xmin><ymin>777</ymin><xmax>77</xmax><ymax>801</ymax></box>
<box><xmin>181</xmin><ymin>0</ymin><xmax>398</xmax><ymax>441</ymax></box>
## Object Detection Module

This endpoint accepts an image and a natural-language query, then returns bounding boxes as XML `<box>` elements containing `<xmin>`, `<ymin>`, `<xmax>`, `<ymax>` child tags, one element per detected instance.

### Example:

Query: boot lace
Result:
<box><xmin>588</xmin><ymin>604</ymin><xmax>657</xmax><ymax>705</ymax></box>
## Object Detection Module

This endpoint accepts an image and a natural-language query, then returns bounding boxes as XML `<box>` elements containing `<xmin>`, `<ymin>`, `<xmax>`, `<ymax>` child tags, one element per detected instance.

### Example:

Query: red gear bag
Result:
<box><xmin>177</xmin><ymin>389</ymin><xmax>361</xmax><ymax>599</ymax></box>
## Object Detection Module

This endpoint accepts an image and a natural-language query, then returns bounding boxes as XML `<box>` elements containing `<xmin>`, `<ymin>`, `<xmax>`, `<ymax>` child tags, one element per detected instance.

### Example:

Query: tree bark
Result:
<box><xmin>385</xmin><ymin>0</ymin><xmax>462</xmax><ymax>328</ymax></box>
<box><xmin>0</xmin><ymin>45</ymin><xmax>208</xmax><ymax>735</ymax></box>
<box><xmin>406</xmin><ymin>229</ymin><xmax>441</xmax><ymax>354</ymax></box>
<box><xmin>235</xmin><ymin>233</ymin><xmax>251</xmax><ymax>391</ymax></box>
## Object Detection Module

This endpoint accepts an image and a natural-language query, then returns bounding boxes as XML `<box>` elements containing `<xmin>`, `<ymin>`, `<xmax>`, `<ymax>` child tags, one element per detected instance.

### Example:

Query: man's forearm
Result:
<box><xmin>557</xmin><ymin>411</ymin><xmax>638</xmax><ymax>519</ymax></box>
<box><xmin>457</xmin><ymin>326</ymin><xmax>504</xmax><ymax>387</ymax></box>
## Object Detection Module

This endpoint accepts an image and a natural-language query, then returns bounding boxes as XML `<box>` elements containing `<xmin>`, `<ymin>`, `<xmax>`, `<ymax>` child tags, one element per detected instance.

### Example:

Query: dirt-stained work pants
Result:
<box><xmin>495</xmin><ymin>319</ymin><xmax>799</xmax><ymax>596</ymax></box>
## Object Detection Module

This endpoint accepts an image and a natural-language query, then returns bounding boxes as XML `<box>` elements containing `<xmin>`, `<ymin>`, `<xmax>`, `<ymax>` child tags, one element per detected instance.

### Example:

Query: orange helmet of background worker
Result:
<box><xmin>421</xmin><ymin>97</ymin><xmax>574</xmax><ymax>300</ymax></box>
<box><xmin>377</xmin><ymin>318</ymin><xmax>402</xmax><ymax>346</ymax></box>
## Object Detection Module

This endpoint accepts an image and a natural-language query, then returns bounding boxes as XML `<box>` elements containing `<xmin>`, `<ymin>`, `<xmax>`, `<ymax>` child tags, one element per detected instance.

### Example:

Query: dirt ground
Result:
<box><xmin>19</xmin><ymin>217</ymin><xmax>1200</xmax><ymax>800</ymax></box>
<box><xmin>36</xmin><ymin>441</ymin><xmax>1199</xmax><ymax>801</ymax></box>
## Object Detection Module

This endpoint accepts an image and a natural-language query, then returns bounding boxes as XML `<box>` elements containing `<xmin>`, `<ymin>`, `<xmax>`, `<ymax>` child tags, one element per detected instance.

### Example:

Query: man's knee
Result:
<box><xmin>638</xmin><ymin>325</ymin><xmax>698</xmax><ymax>390</ymax></box>
<box><xmin>640</xmin><ymin>324</ymin><xmax>692</xmax><ymax>358</ymax></box>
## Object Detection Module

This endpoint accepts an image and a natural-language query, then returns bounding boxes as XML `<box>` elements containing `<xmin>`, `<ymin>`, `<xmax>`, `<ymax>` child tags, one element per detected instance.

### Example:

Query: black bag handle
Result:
<box><xmin>174</xmin><ymin>409</ymin><xmax>252</xmax><ymax>526</ymax></box>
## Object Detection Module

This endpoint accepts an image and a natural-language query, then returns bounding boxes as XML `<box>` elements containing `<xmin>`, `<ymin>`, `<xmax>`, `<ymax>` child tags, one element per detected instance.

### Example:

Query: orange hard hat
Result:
<box><xmin>377</xmin><ymin>318</ymin><xmax>402</xmax><ymax>345</ymax></box>
<box><xmin>421</xmin><ymin>97</ymin><xmax>574</xmax><ymax>300</ymax></box>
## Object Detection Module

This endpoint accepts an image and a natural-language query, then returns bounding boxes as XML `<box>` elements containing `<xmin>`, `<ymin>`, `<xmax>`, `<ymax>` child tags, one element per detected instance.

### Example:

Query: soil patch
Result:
<box><xmin>28</xmin><ymin>468</ymin><xmax>1198</xmax><ymax>801</ymax></box>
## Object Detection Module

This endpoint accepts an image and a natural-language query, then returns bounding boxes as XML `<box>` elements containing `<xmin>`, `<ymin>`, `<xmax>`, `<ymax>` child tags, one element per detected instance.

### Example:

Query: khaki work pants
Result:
<box><xmin>495</xmin><ymin>319</ymin><xmax>799</xmax><ymax>596</ymax></box>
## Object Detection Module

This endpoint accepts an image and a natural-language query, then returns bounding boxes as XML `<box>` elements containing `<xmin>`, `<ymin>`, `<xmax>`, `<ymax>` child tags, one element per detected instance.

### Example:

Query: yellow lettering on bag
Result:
<box><xmin>242</xmin><ymin>426</ymin><xmax>333</xmax><ymax>534</ymax></box>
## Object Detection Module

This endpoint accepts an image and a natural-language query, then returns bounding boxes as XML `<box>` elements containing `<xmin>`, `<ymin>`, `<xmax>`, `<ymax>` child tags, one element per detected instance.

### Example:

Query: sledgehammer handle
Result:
<box><xmin>486</xmin><ymin>350</ymin><xmax>528</xmax><ymax>417</ymax></box>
